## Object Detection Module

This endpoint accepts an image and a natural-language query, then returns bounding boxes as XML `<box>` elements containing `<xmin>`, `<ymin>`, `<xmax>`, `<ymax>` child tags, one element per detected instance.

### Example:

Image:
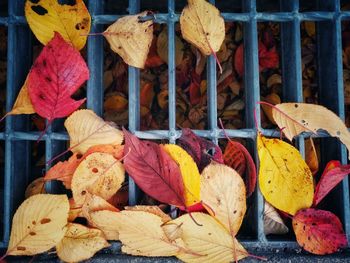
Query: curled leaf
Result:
<box><xmin>264</xmin><ymin>202</ymin><xmax>288</xmax><ymax>235</ymax></box>
<box><xmin>293</xmin><ymin>208</ymin><xmax>347</xmax><ymax>255</ymax></box>
<box><xmin>305</xmin><ymin>138</ymin><xmax>319</xmax><ymax>176</ymax></box>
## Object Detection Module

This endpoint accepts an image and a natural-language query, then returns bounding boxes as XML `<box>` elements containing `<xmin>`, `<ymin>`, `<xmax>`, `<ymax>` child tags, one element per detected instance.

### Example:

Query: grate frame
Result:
<box><xmin>0</xmin><ymin>0</ymin><xmax>350</xmax><ymax>253</ymax></box>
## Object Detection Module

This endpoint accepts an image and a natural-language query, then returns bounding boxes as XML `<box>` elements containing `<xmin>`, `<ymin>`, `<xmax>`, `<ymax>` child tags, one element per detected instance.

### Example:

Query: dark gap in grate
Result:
<box><xmin>0</xmin><ymin>140</ymin><xmax>4</xmax><ymax>240</ymax></box>
<box><xmin>104</xmin><ymin>0</ymin><xmax>129</xmax><ymax>15</ymax></box>
<box><xmin>299</xmin><ymin>0</ymin><xmax>318</xmax><ymax>12</ymax></box>
<box><xmin>256</xmin><ymin>0</ymin><xmax>280</xmax><ymax>12</ymax></box>
<box><xmin>343</xmin><ymin>20</ymin><xmax>350</xmax><ymax>127</ymax></box>
<box><xmin>0</xmin><ymin>26</ymin><xmax>6</xmax><ymax>133</ymax></box>
<box><xmin>341</xmin><ymin>0</ymin><xmax>350</xmax><ymax>11</ymax></box>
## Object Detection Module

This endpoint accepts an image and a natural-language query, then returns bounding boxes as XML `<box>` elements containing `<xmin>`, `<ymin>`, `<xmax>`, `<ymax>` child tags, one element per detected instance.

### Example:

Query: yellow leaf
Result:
<box><xmin>257</xmin><ymin>134</ymin><xmax>314</xmax><ymax>215</ymax></box>
<box><xmin>305</xmin><ymin>138</ymin><xmax>319</xmax><ymax>175</ymax></box>
<box><xmin>272</xmin><ymin>103</ymin><xmax>350</xmax><ymax>159</ymax></box>
<box><xmin>7</xmin><ymin>194</ymin><xmax>69</xmax><ymax>256</ymax></box>
<box><xmin>157</xmin><ymin>26</ymin><xmax>184</xmax><ymax>67</ymax></box>
<box><xmin>180</xmin><ymin>0</ymin><xmax>225</xmax><ymax>55</ymax></box>
<box><xmin>64</xmin><ymin>109</ymin><xmax>124</xmax><ymax>154</ymax></box>
<box><xmin>8</xmin><ymin>78</ymin><xmax>35</xmax><ymax>116</ymax></box>
<box><xmin>165</xmin><ymin>213</ymin><xmax>247</xmax><ymax>262</ymax></box>
<box><xmin>24</xmin><ymin>178</ymin><xmax>46</xmax><ymax>199</ymax></box>
<box><xmin>89</xmin><ymin>210</ymin><xmax>120</xmax><ymax>240</ymax></box>
<box><xmin>71</xmin><ymin>152</ymin><xmax>125</xmax><ymax>206</ymax></box>
<box><xmin>162</xmin><ymin>144</ymin><xmax>201</xmax><ymax>206</ymax></box>
<box><xmin>24</xmin><ymin>0</ymin><xmax>90</xmax><ymax>50</ymax></box>
<box><xmin>104</xmin><ymin>11</ymin><xmax>153</xmax><ymax>68</ymax></box>
<box><xmin>56</xmin><ymin>223</ymin><xmax>109</xmax><ymax>263</ymax></box>
<box><xmin>68</xmin><ymin>198</ymin><xmax>82</xmax><ymax>222</ymax></box>
<box><xmin>124</xmin><ymin>205</ymin><xmax>171</xmax><ymax>223</ymax></box>
<box><xmin>201</xmin><ymin>162</ymin><xmax>246</xmax><ymax>236</ymax></box>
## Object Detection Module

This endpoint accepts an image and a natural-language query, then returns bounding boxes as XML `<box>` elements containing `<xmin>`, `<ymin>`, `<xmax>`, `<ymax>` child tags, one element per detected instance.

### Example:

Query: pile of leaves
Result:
<box><xmin>1</xmin><ymin>0</ymin><xmax>350</xmax><ymax>262</ymax></box>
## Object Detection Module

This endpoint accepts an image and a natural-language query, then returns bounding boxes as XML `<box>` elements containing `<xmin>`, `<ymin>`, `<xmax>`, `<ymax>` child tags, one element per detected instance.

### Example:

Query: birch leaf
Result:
<box><xmin>104</xmin><ymin>11</ymin><xmax>153</xmax><ymax>68</ymax></box>
<box><xmin>6</xmin><ymin>194</ymin><xmax>69</xmax><ymax>256</ymax></box>
<box><xmin>166</xmin><ymin>213</ymin><xmax>247</xmax><ymax>263</ymax></box>
<box><xmin>201</xmin><ymin>162</ymin><xmax>246</xmax><ymax>236</ymax></box>
<box><xmin>65</xmin><ymin>109</ymin><xmax>124</xmax><ymax>154</ymax></box>
<box><xmin>257</xmin><ymin>134</ymin><xmax>314</xmax><ymax>215</ymax></box>
<box><xmin>56</xmin><ymin>223</ymin><xmax>109</xmax><ymax>263</ymax></box>
<box><xmin>272</xmin><ymin>103</ymin><xmax>350</xmax><ymax>159</ymax></box>
<box><xmin>180</xmin><ymin>0</ymin><xmax>225</xmax><ymax>56</ymax></box>
<box><xmin>25</xmin><ymin>0</ymin><xmax>90</xmax><ymax>50</ymax></box>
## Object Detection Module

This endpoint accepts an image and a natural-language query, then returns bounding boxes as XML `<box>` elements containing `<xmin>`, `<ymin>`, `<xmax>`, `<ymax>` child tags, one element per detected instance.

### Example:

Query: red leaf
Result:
<box><xmin>178</xmin><ymin>128</ymin><xmax>224</xmax><ymax>172</ymax></box>
<box><xmin>28</xmin><ymin>32</ymin><xmax>89</xmax><ymax>123</ymax></box>
<box><xmin>233</xmin><ymin>44</ymin><xmax>244</xmax><ymax>77</ymax></box>
<box><xmin>223</xmin><ymin>140</ymin><xmax>256</xmax><ymax>197</ymax></box>
<box><xmin>293</xmin><ymin>208</ymin><xmax>347</xmax><ymax>255</ymax></box>
<box><xmin>313</xmin><ymin>160</ymin><xmax>350</xmax><ymax>206</ymax></box>
<box><xmin>145</xmin><ymin>37</ymin><xmax>164</xmax><ymax>68</ymax></box>
<box><xmin>123</xmin><ymin>128</ymin><xmax>186</xmax><ymax>207</ymax></box>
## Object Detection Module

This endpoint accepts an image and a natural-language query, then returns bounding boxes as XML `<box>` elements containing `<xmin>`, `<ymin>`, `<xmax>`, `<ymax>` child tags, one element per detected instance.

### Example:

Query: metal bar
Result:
<box><xmin>167</xmin><ymin>0</ymin><xmax>176</xmax><ymax>144</ymax></box>
<box><xmin>128</xmin><ymin>0</ymin><xmax>141</xmax><ymax>206</ymax></box>
<box><xmin>242</xmin><ymin>0</ymin><xmax>265</xmax><ymax>244</ymax></box>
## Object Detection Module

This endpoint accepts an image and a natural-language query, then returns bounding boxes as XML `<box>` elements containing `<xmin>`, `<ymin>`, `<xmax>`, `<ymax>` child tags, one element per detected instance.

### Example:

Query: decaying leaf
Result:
<box><xmin>162</xmin><ymin>144</ymin><xmax>201</xmax><ymax>207</ymax></box>
<box><xmin>264</xmin><ymin>202</ymin><xmax>288</xmax><ymax>235</ymax></box>
<box><xmin>104</xmin><ymin>11</ymin><xmax>153</xmax><ymax>68</ymax></box>
<box><xmin>272</xmin><ymin>103</ymin><xmax>350</xmax><ymax>159</ymax></box>
<box><xmin>305</xmin><ymin>138</ymin><xmax>319</xmax><ymax>175</ymax></box>
<box><xmin>123</xmin><ymin>129</ymin><xmax>186</xmax><ymax>207</ymax></box>
<box><xmin>157</xmin><ymin>26</ymin><xmax>184</xmax><ymax>67</ymax></box>
<box><xmin>124</xmin><ymin>205</ymin><xmax>171</xmax><ymax>223</ymax></box>
<box><xmin>68</xmin><ymin>198</ymin><xmax>82</xmax><ymax>222</ymax></box>
<box><xmin>6</xmin><ymin>194</ymin><xmax>69</xmax><ymax>256</ymax></box>
<box><xmin>180</xmin><ymin>0</ymin><xmax>225</xmax><ymax>56</ymax></box>
<box><xmin>293</xmin><ymin>208</ymin><xmax>347</xmax><ymax>255</ymax></box>
<box><xmin>261</xmin><ymin>93</ymin><xmax>281</xmax><ymax>125</ymax></box>
<box><xmin>313</xmin><ymin>161</ymin><xmax>350</xmax><ymax>206</ymax></box>
<box><xmin>257</xmin><ymin>134</ymin><xmax>314</xmax><ymax>215</ymax></box>
<box><xmin>165</xmin><ymin>213</ymin><xmax>247</xmax><ymax>262</ymax></box>
<box><xmin>25</xmin><ymin>0</ymin><xmax>91</xmax><ymax>50</ymax></box>
<box><xmin>28</xmin><ymin>33</ymin><xmax>89</xmax><ymax>124</ymax></box>
<box><xmin>71</xmin><ymin>152</ymin><xmax>125</xmax><ymax>205</ymax></box>
<box><xmin>25</xmin><ymin>177</ymin><xmax>46</xmax><ymax>199</ymax></box>
<box><xmin>65</xmin><ymin>109</ymin><xmax>124</xmax><ymax>154</ymax></box>
<box><xmin>89</xmin><ymin>210</ymin><xmax>120</xmax><ymax>241</ymax></box>
<box><xmin>201</xmin><ymin>162</ymin><xmax>246</xmax><ymax>236</ymax></box>
<box><xmin>56</xmin><ymin>223</ymin><xmax>109</xmax><ymax>263</ymax></box>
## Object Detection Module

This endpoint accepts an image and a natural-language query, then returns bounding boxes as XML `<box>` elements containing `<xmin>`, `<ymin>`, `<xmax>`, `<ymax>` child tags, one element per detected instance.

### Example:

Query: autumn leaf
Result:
<box><xmin>201</xmin><ymin>162</ymin><xmax>246</xmax><ymax>236</ymax></box>
<box><xmin>89</xmin><ymin>210</ymin><xmax>120</xmax><ymax>241</ymax></box>
<box><xmin>123</xmin><ymin>129</ymin><xmax>186</xmax><ymax>207</ymax></box>
<box><xmin>257</xmin><ymin>134</ymin><xmax>314</xmax><ymax>215</ymax></box>
<box><xmin>104</xmin><ymin>11</ymin><xmax>153</xmax><ymax>68</ymax></box>
<box><xmin>25</xmin><ymin>177</ymin><xmax>46</xmax><ymax>199</ymax></box>
<box><xmin>264</xmin><ymin>202</ymin><xmax>288</xmax><ymax>235</ymax></box>
<box><xmin>25</xmin><ymin>0</ymin><xmax>91</xmax><ymax>50</ymax></box>
<box><xmin>71</xmin><ymin>152</ymin><xmax>125</xmax><ymax>205</ymax></box>
<box><xmin>0</xmin><ymin>78</ymin><xmax>35</xmax><ymax>122</ymax></box>
<box><xmin>157</xmin><ymin>26</ymin><xmax>184</xmax><ymax>67</ymax></box>
<box><xmin>124</xmin><ymin>205</ymin><xmax>171</xmax><ymax>223</ymax></box>
<box><xmin>165</xmin><ymin>213</ymin><xmax>247</xmax><ymax>262</ymax></box>
<box><xmin>162</xmin><ymin>144</ymin><xmax>201</xmax><ymax>207</ymax></box>
<box><xmin>6</xmin><ymin>194</ymin><xmax>69</xmax><ymax>256</ymax></box>
<box><xmin>305</xmin><ymin>138</ymin><xmax>319</xmax><ymax>176</ymax></box>
<box><xmin>293</xmin><ymin>208</ymin><xmax>347</xmax><ymax>255</ymax></box>
<box><xmin>313</xmin><ymin>161</ymin><xmax>350</xmax><ymax>206</ymax></box>
<box><xmin>56</xmin><ymin>223</ymin><xmax>109</xmax><ymax>263</ymax></box>
<box><xmin>65</xmin><ymin>109</ymin><xmax>124</xmax><ymax>154</ymax></box>
<box><xmin>28</xmin><ymin>33</ymin><xmax>89</xmax><ymax>125</ymax></box>
<box><xmin>180</xmin><ymin>0</ymin><xmax>225</xmax><ymax>71</ymax></box>
<box><xmin>271</xmin><ymin>102</ymin><xmax>350</xmax><ymax>159</ymax></box>
<box><xmin>68</xmin><ymin>198</ymin><xmax>82</xmax><ymax>222</ymax></box>
<box><xmin>178</xmin><ymin>128</ymin><xmax>223</xmax><ymax>172</ymax></box>
<box><xmin>261</xmin><ymin>93</ymin><xmax>281</xmax><ymax>125</ymax></box>
<box><xmin>223</xmin><ymin>140</ymin><xmax>256</xmax><ymax>197</ymax></box>
<box><xmin>145</xmin><ymin>37</ymin><xmax>165</xmax><ymax>68</ymax></box>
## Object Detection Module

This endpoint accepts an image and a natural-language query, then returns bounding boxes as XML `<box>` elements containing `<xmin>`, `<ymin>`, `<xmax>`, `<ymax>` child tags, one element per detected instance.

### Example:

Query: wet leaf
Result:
<box><xmin>6</xmin><ymin>194</ymin><xmax>69</xmax><ymax>256</ymax></box>
<box><xmin>56</xmin><ymin>223</ymin><xmax>109</xmax><ymax>263</ymax></box>
<box><xmin>25</xmin><ymin>0</ymin><xmax>90</xmax><ymax>50</ymax></box>
<box><xmin>257</xmin><ymin>134</ymin><xmax>314</xmax><ymax>215</ymax></box>
<box><xmin>293</xmin><ymin>208</ymin><xmax>347</xmax><ymax>255</ymax></box>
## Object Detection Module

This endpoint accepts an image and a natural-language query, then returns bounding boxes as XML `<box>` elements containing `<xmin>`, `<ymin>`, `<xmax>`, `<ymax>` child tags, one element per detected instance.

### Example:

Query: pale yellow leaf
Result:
<box><xmin>180</xmin><ymin>0</ymin><xmax>225</xmax><ymax>55</ymax></box>
<box><xmin>157</xmin><ymin>26</ymin><xmax>184</xmax><ymax>67</ymax></box>
<box><xmin>64</xmin><ymin>109</ymin><xmax>124</xmax><ymax>154</ymax></box>
<box><xmin>56</xmin><ymin>223</ymin><xmax>109</xmax><ymax>263</ymax></box>
<box><xmin>272</xmin><ymin>103</ymin><xmax>350</xmax><ymax>159</ymax></box>
<box><xmin>104</xmin><ymin>11</ymin><xmax>153</xmax><ymax>68</ymax></box>
<box><xmin>264</xmin><ymin>202</ymin><xmax>289</xmax><ymax>235</ymax></box>
<box><xmin>124</xmin><ymin>205</ymin><xmax>171</xmax><ymax>223</ymax></box>
<box><xmin>201</xmin><ymin>162</ymin><xmax>246</xmax><ymax>236</ymax></box>
<box><xmin>71</xmin><ymin>152</ymin><xmax>125</xmax><ymax>205</ymax></box>
<box><xmin>25</xmin><ymin>0</ymin><xmax>90</xmax><ymax>50</ymax></box>
<box><xmin>25</xmin><ymin>177</ymin><xmax>46</xmax><ymax>199</ymax></box>
<box><xmin>162</xmin><ymin>144</ymin><xmax>201</xmax><ymax>206</ymax></box>
<box><xmin>257</xmin><ymin>134</ymin><xmax>314</xmax><ymax>215</ymax></box>
<box><xmin>165</xmin><ymin>213</ymin><xmax>247</xmax><ymax>263</ymax></box>
<box><xmin>89</xmin><ymin>210</ymin><xmax>120</xmax><ymax>240</ymax></box>
<box><xmin>7</xmin><ymin>194</ymin><xmax>69</xmax><ymax>256</ymax></box>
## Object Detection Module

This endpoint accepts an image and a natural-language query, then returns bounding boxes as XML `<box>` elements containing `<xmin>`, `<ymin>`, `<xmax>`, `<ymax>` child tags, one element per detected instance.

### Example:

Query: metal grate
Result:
<box><xmin>1</xmin><ymin>0</ymin><xmax>350</xmax><ymax>254</ymax></box>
